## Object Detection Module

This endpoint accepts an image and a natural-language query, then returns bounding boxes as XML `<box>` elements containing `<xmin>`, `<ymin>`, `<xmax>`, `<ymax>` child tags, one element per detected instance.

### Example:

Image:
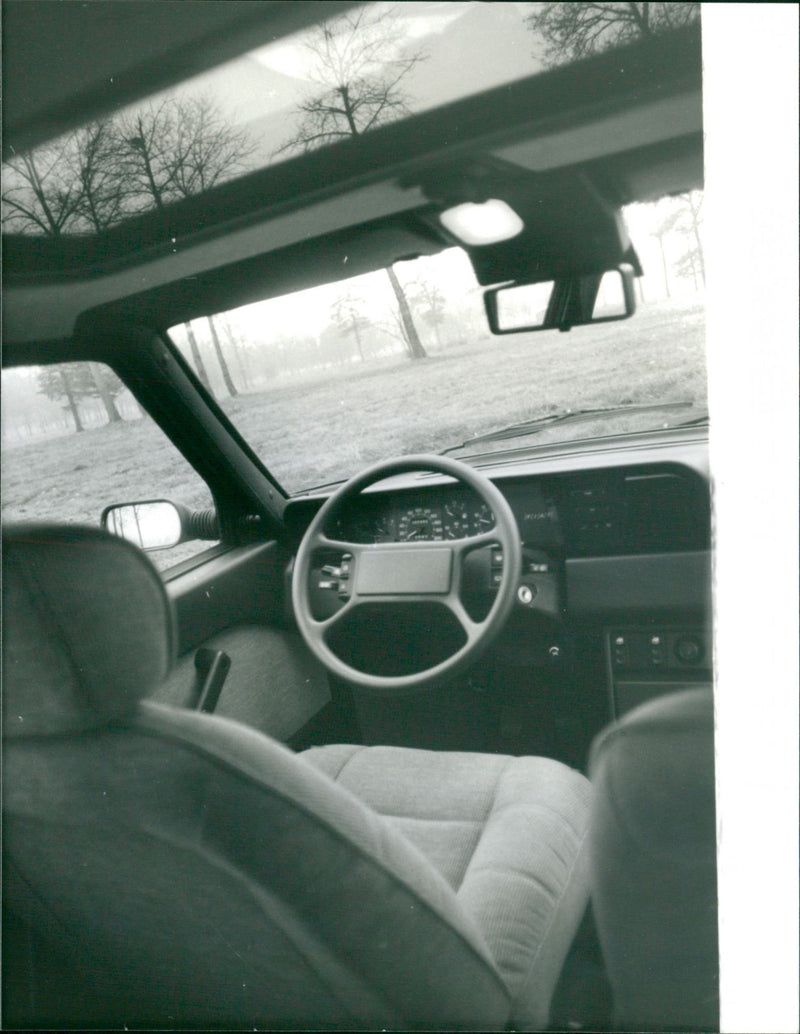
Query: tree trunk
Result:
<box><xmin>655</xmin><ymin>233</ymin><xmax>671</xmax><ymax>299</ymax></box>
<box><xmin>184</xmin><ymin>321</ymin><xmax>213</xmax><ymax>392</ymax></box>
<box><xmin>207</xmin><ymin>316</ymin><xmax>238</xmax><ymax>397</ymax></box>
<box><xmin>689</xmin><ymin>253</ymin><xmax>699</xmax><ymax>291</ymax></box>
<box><xmin>385</xmin><ymin>267</ymin><xmax>427</xmax><ymax>359</ymax></box>
<box><xmin>339</xmin><ymin>86</ymin><xmax>360</xmax><ymax>137</ymax></box>
<box><xmin>59</xmin><ymin>368</ymin><xmax>84</xmax><ymax>433</ymax></box>
<box><xmin>681</xmin><ymin>193</ymin><xmax>706</xmax><ymax>288</ymax></box>
<box><xmin>689</xmin><ymin>209</ymin><xmax>706</xmax><ymax>286</ymax></box>
<box><xmin>89</xmin><ymin>363</ymin><xmax>122</xmax><ymax>423</ymax></box>
<box><xmin>352</xmin><ymin>319</ymin><xmax>365</xmax><ymax>361</ymax></box>
<box><xmin>221</xmin><ymin>318</ymin><xmax>251</xmax><ymax>389</ymax></box>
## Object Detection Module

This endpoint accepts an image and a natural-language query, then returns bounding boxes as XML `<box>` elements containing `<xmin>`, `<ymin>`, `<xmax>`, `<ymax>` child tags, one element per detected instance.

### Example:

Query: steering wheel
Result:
<box><xmin>292</xmin><ymin>454</ymin><xmax>522</xmax><ymax>692</ymax></box>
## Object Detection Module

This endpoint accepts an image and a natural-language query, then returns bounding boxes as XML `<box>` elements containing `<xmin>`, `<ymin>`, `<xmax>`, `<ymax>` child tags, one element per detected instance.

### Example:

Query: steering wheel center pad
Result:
<box><xmin>356</xmin><ymin>546</ymin><xmax>453</xmax><ymax>595</ymax></box>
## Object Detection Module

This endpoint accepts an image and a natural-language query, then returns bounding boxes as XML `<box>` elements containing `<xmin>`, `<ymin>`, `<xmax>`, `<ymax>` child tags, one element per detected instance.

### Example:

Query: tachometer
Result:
<box><xmin>471</xmin><ymin>503</ymin><xmax>495</xmax><ymax>534</ymax></box>
<box><xmin>443</xmin><ymin>501</ymin><xmax>472</xmax><ymax>539</ymax></box>
<box><xmin>397</xmin><ymin>507</ymin><xmax>444</xmax><ymax>541</ymax></box>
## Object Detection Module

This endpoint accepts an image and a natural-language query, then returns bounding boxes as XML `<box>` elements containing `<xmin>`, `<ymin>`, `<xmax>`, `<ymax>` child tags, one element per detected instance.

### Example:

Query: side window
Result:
<box><xmin>1</xmin><ymin>361</ymin><xmax>219</xmax><ymax>573</ymax></box>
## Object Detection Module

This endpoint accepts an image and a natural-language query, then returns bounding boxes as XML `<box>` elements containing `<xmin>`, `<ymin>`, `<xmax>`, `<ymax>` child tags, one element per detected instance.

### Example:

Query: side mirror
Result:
<box><xmin>101</xmin><ymin>500</ymin><xmax>219</xmax><ymax>551</ymax></box>
<box><xmin>485</xmin><ymin>264</ymin><xmax>636</xmax><ymax>334</ymax></box>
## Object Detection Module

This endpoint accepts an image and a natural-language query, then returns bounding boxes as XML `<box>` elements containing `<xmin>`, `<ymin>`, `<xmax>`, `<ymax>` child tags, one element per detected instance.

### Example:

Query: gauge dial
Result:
<box><xmin>471</xmin><ymin>503</ymin><xmax>495</xmax><ymax>534</ymax></box>
<box><xmin>372</xmin><ymin>515</ymin><xmax>395</xmax><ymax>542</ymax></box>
<box><xmin>443</xmin><ymin>502</ymin><xmax>471</xmax><ymax>539</ymax></box>
<box><xmin>397</xmin><ymin>507</ymin><xmax>444</xmax><ymax>541</ymax></box>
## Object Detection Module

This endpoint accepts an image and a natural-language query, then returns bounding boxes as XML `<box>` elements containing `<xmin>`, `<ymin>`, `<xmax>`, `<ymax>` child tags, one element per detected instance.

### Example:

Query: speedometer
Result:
<box><xmin>397</xmin><ymin>507</ymin><xmax>444</xmax><ymax>541</ymax></box>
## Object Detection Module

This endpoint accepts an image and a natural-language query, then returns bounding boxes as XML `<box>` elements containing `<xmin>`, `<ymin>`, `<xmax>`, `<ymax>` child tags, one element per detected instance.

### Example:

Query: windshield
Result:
<box><xmin>169</xmin><ymin>195</ymin><xmax>706</xmax><ymax>495</ymax></box>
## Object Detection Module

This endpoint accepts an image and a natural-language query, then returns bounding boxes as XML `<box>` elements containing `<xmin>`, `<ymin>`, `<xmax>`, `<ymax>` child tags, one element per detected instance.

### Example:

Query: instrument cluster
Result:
<box><xmin>333</xmin><ymin>489</ymin><xmax>496</xmax><ymax>543</ymax></box>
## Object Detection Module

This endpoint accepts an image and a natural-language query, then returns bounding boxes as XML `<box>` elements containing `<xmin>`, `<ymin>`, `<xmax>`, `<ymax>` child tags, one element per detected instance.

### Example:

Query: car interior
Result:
<box><xmin>2</xmin><ymin>2</ymin><xmax>796</xmax><ymax>1032</ymax></box>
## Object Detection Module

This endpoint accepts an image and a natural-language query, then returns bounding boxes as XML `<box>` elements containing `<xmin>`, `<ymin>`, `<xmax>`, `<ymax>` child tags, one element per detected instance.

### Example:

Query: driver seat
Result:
<box><xmin>2</xmin><ymin>523</ymin><xmax>592</xmax><ymax>1030</ymax></box>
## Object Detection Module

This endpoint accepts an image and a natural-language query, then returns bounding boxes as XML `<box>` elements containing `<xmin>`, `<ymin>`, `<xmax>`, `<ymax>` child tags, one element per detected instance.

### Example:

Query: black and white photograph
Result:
<box><xmin>2</xmin><ymin>3</ymin><xmax>797</xmax><ymax>1031</ymax></box>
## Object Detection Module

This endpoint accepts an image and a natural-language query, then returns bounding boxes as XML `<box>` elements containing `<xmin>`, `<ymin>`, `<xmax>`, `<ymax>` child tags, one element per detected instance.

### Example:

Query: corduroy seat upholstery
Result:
<box><xmin>2</xmin><ymin>523</ymin><xmax>591</xmax><ymax>1030</ymax></box>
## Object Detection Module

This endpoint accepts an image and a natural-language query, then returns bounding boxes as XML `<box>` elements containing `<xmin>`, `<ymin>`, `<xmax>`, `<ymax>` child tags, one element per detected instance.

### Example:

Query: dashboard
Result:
<box><xmin>321</xmin><ymin>462</ymin><xmax>709</xmax><ymax>559</ymax></box>
<box><xmin>283</xmin><ymin>430</ymin><xmax>713</xmax><ymax>633</ymax></box>
<box><xmin>280</xmin><ymin>430</ymin><xmax>714</xmax><ymax>710</ymax></box>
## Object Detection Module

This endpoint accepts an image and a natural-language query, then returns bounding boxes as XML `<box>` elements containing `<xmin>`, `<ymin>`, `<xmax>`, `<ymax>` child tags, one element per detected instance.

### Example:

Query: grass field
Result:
<box><xmin>223</xmin><ymin>295</ymin><xmax>706</xmax><ymax>493</ymax></box>
<box><xmin>2</xmin><ymin>296</ymin><xmax>705</xmax><ymax>568</ymax></box>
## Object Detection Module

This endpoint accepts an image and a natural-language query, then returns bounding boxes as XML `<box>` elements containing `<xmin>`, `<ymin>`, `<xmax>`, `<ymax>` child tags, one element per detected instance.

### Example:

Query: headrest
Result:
<box><xmin>3</xmin><ymin>524</ymin><xmax>175</xmax><ymax>738</ymax></box>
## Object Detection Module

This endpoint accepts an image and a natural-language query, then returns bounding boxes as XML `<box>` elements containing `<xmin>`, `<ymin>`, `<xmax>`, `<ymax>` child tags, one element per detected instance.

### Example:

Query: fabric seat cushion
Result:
<box><xmin>305</xmin><ymin>743</ymin><xmax>592</xmax><ymax>1029</ymax></box>
<box><xmin>6</xmin><ymin>705</ymin><xmax>514</xmax><ymax>1029</ymax></box>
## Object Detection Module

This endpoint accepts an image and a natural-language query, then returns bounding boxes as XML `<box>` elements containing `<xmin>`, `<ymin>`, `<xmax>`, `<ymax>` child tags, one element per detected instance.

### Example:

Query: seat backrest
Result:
<box><xmin>2</xmin><ymin>524</ymin><xmax>510</xmax><ymax>1030</ymax></box>
<box><xmin>588</xmin><ymin>687</ymin><xmax>719</xmax><ymax>1031</ymax></box>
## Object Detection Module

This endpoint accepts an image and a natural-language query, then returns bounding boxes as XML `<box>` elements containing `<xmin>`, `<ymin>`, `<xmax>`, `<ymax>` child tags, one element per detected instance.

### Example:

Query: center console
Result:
<box><xmin>605</xmin><ymin>625</ymin><xmax>712</xmax><ymax>717</ymax></box>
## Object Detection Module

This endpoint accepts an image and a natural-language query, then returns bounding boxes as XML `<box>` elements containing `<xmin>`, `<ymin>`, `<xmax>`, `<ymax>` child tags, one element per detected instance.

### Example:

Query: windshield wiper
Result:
<box><xmin>441</xmin><ymin>401</ymin><xmax>707</xmax><ymax>455</ymax></box>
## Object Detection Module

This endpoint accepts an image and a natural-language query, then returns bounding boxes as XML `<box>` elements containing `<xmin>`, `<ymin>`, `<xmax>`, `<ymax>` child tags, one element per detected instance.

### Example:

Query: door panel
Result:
<box><xmin>160</xmin><ymin>541</ymin><xmax>331</xmax><ymax>743</ymax></box>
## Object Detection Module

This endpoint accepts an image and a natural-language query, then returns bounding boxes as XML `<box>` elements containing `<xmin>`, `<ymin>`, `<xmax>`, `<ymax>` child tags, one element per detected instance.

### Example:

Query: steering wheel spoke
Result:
<box><xmin>311</xmin><ymin>530</ymin><xmax>363</xmax><ymax>556</ymax></box>
<box><xmin>311</xmin><ymin>594</ymin><xmax>358</xmax><ymax>634</ymax></box>
<box><xmin>455</xmin><ymin>529</ymin><xmax>500</xmax><ymax>554</ymax></box>
<box><xmin>442</xmin><ymin>593</ymin><xmax>484</xmax><ymax>644</ymax></box>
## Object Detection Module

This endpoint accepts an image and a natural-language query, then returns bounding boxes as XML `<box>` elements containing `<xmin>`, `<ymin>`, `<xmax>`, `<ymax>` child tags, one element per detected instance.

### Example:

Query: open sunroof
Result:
<box><xmin>1</xmin><ymin>2</ymin><xmax>700</xmax><ymax>242</ymax></box>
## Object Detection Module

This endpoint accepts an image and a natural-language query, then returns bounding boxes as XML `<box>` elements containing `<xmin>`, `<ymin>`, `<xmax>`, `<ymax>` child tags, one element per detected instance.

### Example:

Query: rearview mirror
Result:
<box><xmin>485</xmin><ymin>264</ymin><xmax>636</xmax><ymax>334</ymax></box>
<box><xmin>101</xmin><ymin>500</ymin><xmax>219</xmax><ymax>551</ymax></box>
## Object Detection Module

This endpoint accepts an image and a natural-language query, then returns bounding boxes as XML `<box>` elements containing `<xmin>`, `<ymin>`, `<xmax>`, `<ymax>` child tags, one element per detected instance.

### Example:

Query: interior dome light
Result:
<box><xmin>439</xmin><ymin>199</ymin><xmax>524</xmax><ymax>245</ymax></box>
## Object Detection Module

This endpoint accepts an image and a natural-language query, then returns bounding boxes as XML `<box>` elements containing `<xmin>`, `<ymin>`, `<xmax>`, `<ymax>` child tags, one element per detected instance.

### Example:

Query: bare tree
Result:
<box><xmin>276</xmin><ymin>5</ymin><xmax>424</xmax><ymax>155</ymax></box>
<box><xmin>386</xmin><ymin>267</ymin><xmax>427</xmax><ymax>359</ymax></box>
<box><xmin>118</xmin><ymin>96</ymin><xmax>254</xmax><ymax>212</ymax></box>
<box><xmin>674</xmin><ymin>191</ymin><xmax>705</xmax><ymax>286</ymax></box>
<box><xmin>67</xmin><ymin>121</ymin><xmax>128</xmax><ymax>232</ymax></box>
<box><xmin>651</xmin><ymin>207</ymin><xmax>682</xmax><ymax>299</ymax></box>
<box><xmin>331</xmin><ymin>291</ymin><xmax>372</xmax><ymax>360</ymax></box>
<box><xmin>206</xmin><ymin>316</ymin><xmax>239</xmax><ymax>397</ymax></box>
<box><xmin>182</xmin><ymin>321</ymin><xmax>213</xmax><ymax>393</ymax></box>
<box><xmin>217</xmin><ymin>315</ymin><xmax>253</xmax><ymax>390</ymax></box>
<box><xmin>116</xmin><ymin>99</ymin><xmax>189</xmax><ymax>212</ymax></box>
<box><xmin>2</xmin><ymin>141</ymin><xmax>84</xmax><ymax>236</ymax></box>
<box><xmin>87</xmin><ymin>363</ymin><xmax>124</xmax><ymax>423</ymax></box>
<box><xmin>36</xmin><ymin>363</ymin><xmax>125</xmax><ymax>432</ymax></box>
<box><xmin>278</xmin><ymin>5</ymin><xmax>427</xmax><ymax>359</ymax></box>
<box><xmin>407</xmin><ymin>279</ymin><xmax>447</xmax><ymax>347</ymax></box>
<box><xmin>650</xmin><ymin>191</ymin><xmax>705</xmax><ymax>296</ymax></box>
<box><xmin>51</xmin><ymin>367</ymin><xmax>84</xmax><ymax>433</ymax></box>
<box><xmin>525</xmin><ymin>2</ymin><xmax>700</xmax><ymax>65</ymax></box>
<box><xmin>168</xmin><ymin>97</ymin><xmax>256</xmax><ymax>199</ymax></box>
<box><xmin>4</xmin><ymin>96</ymin><xmax>255</xmax><ymax>236</ymax></box>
